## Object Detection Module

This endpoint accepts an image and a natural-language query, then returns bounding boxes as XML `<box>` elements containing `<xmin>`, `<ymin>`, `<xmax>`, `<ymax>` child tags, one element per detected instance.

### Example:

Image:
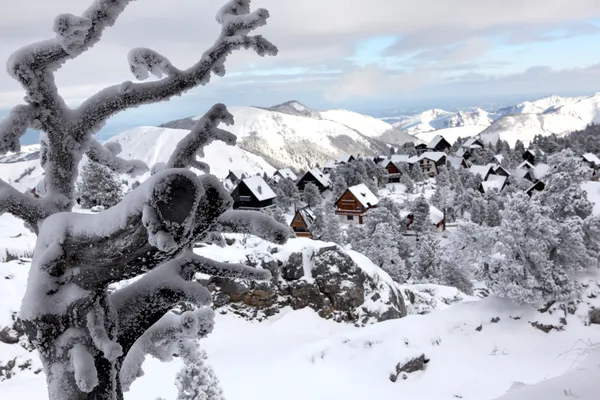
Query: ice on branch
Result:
<box><xmin>54</xmin><ymin>14</ymin><xmax>92</xmax><ymax>54</ymax></box>
<box><xmin>87</xmin><ymin>138</ymin><xmax>148</xmax><ymax>175</ymax></box>
<box><xmin>215</xmin><ymin>209</ymin><xmax>294</xmax><ymax>244</ymax></box>
<box><xmin>70</xmin><ymin>343</ymin><xmax>99</xmax><ymax>393</ymax></box>
<box><xmin>120</xmin><ymin>308</ymin><xmax>215</xmax><ymax>392</ymax></box>
<box><xmin>128</xmin><ymin>48</ymin><xmax>177</xmax><ymax>80</ymax></box>
<box><xmin>0</xmin><ymin>104</ymin><xmax>35</xmax><ymax>154</ymax></box>
<box><xmin>167</xmin><ymin>103</ymin><xmax>236</xmax><ymax>170</ymax></box>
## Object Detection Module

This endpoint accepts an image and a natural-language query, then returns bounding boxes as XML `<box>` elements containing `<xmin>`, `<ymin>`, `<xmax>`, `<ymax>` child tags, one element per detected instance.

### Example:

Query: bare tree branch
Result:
<box><xmin>167</xmin><ymin>103</ymin><xmax>236</xmax><ymax>170</ymax></box>
<box><xmin>214</xmin><ymin>209</ymin><xmax>294</xmax><ymax>244</ymax></box>
<box><xmin>86</xmin><ymin>138</ymin><xmax>149</xmax><ymax>175</ymax></box>
<box><xmin>72</xmin><ymin>5</ymin><xmax>277</xmax><ymax>141</ymax></box>
<box><xmin>0</xmin><ymin>178</ymin><xmax>50</xmax><ymax>230</ymax></box>
<box><xmin>0</xmin><ymin>105</ymin><xmax>37</xmax><ymax>154</ymax></box>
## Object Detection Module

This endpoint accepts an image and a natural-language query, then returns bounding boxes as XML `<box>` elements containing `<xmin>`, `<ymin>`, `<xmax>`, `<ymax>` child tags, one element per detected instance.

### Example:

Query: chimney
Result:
<box><xmin>257</xmin><ymin>185</ymin><xmax>263</xmax><ymax>194</ymax></box>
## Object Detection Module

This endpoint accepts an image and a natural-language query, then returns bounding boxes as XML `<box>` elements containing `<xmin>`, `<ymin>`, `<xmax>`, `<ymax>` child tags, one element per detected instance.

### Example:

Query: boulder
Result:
<box><xmin>281</xmin><ymin>252</ymin><xmax>304</xmax><ymax>280</ymax></box>
<box><xmin>589</xmin><ymin>308</ymin><xmax>600</xmax><ymax>325</ymax></box>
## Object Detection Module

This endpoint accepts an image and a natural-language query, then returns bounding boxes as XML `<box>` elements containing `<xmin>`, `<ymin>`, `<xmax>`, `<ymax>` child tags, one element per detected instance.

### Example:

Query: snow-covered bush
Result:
<box><xmin>77</xmin><ymin>160</ymin><xmax>123</xmax><ymax>208</ymax></box>
<box><xmin>175</xmin><ymin>341</ymin><xmax>224</xmax><ymax>400</ymax></box>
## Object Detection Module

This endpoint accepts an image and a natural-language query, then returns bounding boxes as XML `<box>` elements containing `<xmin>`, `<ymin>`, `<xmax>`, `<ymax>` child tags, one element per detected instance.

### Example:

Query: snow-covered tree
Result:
<box><xmin>483</xmin><ymin>192</ymin><xmax>589</xmax><ymax>305</ymax></box>
<box><xmin>399</xmin><ymin>172</ymin><xmax>415</xmax><ymax>193</ymax></box>
<box><xmin>0</xmin><ymin>2</ymin><xmax>286</xmax><ymax>399</ymax></box>
<box><xmin>273</xmin><ymin>178</ymin><xmax>301</xmax><ymax>211</ymax></box>
<box><xmin>302</xmin><ymin>182</ymin><xmax>323</xmax><ymax>208</ymax></box>
<box><xmin>331</xmin><ymin>174</ymin><xmax>348</xmax><ymax>200</ymax></box>
<box><xmin>410</xmin><ymin>164</ymin><xmax>427</xmax><ymax>182</ymax></box>
<box><xmin>483</xmin><ymin>191</ymin><xmax>502</xmax><ymax>227</ymax></box>
<box><xmin>77</xmin><ymin>160</ymin><xmax>124</xmax><ymax>208</ymax></box>
<box><xmin>412</xmin><ymin>234</ymin><xmax>441</xmax><ymax>283</ymax></box>
<box><xmin>175</xmin><ymin>340</ymin><xmax>224</xmax><ymax>400</ymax></box>
<box><xmin>410</xmin><ymin>195</ymin><xmax>431</xmax><ymax>237</ymax></box>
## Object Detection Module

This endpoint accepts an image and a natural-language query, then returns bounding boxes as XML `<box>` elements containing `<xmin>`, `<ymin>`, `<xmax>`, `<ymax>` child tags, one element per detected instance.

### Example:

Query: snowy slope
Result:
<box><xmin>163</xmin><ymin>104</ymin><xmax>390</xmax><ymax>171</ymax></box>
<box><xmin>385</xmin><ymin>108</ymin><xmax>496</xmax><ymax>136</ymax></box>
<box><xmin>106</xmin><ymin>126</ymin><xmax>276</xmax><ymax>180</ymax></box>
<box><xmin>480</xmin><ymin>93</ymin><xmax>600</xmax><ymax>146</ymax></box>
<box><xmin>496</xmin><ymin>94</ymin><xmax>583</xmax><ymax>115</ymax></box>
<box><xmin>413</xmin><ymin>125</ymin><xmax>488</xmax><ymax>145</ymax></box>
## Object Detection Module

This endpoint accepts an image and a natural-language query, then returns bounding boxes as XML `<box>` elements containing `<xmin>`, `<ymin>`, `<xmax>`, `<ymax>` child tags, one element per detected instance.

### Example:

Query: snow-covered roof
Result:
<box><xmin>427</xmin><ymin>135</ymin><xmax>446</xmax><ymax>149</ymax></box>
<box><xmin>390</xmin><ymin>154</ymin><xmax>414</xmax><ymax>164</ymax></box>
<box><xmin>463</xmin><ymin>138</ymin><xmax>483</xmax><ymax>148</ymax></box>
<box><xmin>469</xmin><ymin>165</ymin><xmax>493</xmax><ymax>178</ymax></box>
<box><xmin>456</xmin><ymin>148</ymin><xmax>466</xmax><ymax>157</ymax></box>
<box><xmin>582</xmin><ymin>153</ymin><xmax>600</xmax><ymax>166</ymax></box>
<box><xmin>513</xmin><ymin>168</ymin><xmax>532</xmax><ymax>181</ymax></box>
<box><xmin>275</xmin><ymin>168</ymin><xmax>298</xmax><ymax>181</ymax></box>
<box><xmin>517</xmin><ymin>161</ymin><xmax>534</xmax><ymax>170</ymax></box>
<box><xmin>323</xmin><ymin>161</ymin><xmax>337</xmax><ymax>170</ymax></box>
<box><xmin>446</xmin><ymin>156</ymin><xmax>465</xmax><ymax>169</ymax></box>
<box><xmin>480</xmin><ymin>177</ymin><xmax>506</xmax><ymax>193</ymax></box>
<box><xmin>240</xmin><ymin>176</ymin><xmax>276</xmax><ymax>201</ymax></box>
<box><xmin>492</xmin><ymin>164</ymin><xmax>511</xmax><ymax>176</ymax></box>
<box><xmin>533</xmin><ymin>163</ymin><xmax>551</xmax><ymax>180</ymax></box>
<box><xmin>336</xmin><ymin>154</ymin><xmax>354</xmax><ymax>164</ymax></box>
<box><xmin>228</xmin><ymin>169</ymin><xmax>245</xmax><ymax>180</ymax></box>
<box><xmin>418</xmin><ymin>152</ymin><xmax>446</xmax><ymax>162</ymax></box>
<box><xmin>493</xmin><ymin>154</ymin><xmax>504</xmax><ymax>164</ymax></box>
<box><xmin>347</xmin><ymin>183</ymin><xmax>379</xmax><ymax>208</ymax></box>
<box><xmin>306</xmin><ymin>168</ymin><xmax>331</xmax><ymax>188</ymax></box>
<box><xmin>298</xmin><ymin>207</ymin><xmax>315</xmax><ymax>229</ymax></box>
<box><xmin>429</xmin><ymin>205</ymin><xmax>444</xmax><ymax>225</ymax></box>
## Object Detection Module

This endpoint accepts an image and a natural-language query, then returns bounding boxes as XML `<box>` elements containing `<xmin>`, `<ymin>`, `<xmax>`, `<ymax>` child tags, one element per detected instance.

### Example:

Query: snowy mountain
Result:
<box><xmin>161</xmin><ymin>101</ymin><xmax>405</xmax><ymax>171</ymax></box>
<box><xmin>479</xmin><ymin>93</ymin><xmax>600</xmax><ymax>146</ymax></box>
<box><xmin>382</xmin><ymin>93</ymin><xmax>600</xmax><ymax>147</ymax></box>
<box><xmin>106</xmin><ymin>126</ymin><xmax>276</xmax><ymax>180</ymax></box>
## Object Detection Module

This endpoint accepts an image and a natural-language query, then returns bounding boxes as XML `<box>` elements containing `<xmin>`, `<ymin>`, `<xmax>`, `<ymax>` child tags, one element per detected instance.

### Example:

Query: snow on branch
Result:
<box><xmin>214</xmin><ymin>209</ymin><xmax>293</xmax><ymax>244</ymax></box>
<box><xmin>72</xmin><ymin>0</ymin><xmax>277</xmax><ymax>139</ymax></box>
<box><xmin>0</xmin><ymin>105</ymin><xmax>36</xmax><ymax>154</ymax></box>
<box><xmin>167</xmin><ymin>103</ymin><xmax>236</xmax><ymax>170</ymax></box>
<box><xmin>86</xmin><ymin>138</ymin><xmax>148</xmax><ymax>175</ymax></box>
<box><xmin>0</xmin><ymin>178</ymin><xmax>49</xmax><ymax>229</ymax></box>
<box><xmin>177</xmin><ymin>251</ymin><xmax>272</xmax><ymax>281</ymax></box>
<box><xmin>120</xmin><ymin>308</ymin><xmax>215</xmax><ymax>392</ymax></box>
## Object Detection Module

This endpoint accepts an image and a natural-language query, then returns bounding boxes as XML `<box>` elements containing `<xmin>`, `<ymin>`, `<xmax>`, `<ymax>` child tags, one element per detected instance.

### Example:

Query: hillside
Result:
<box><xmin>106</xmin><ymin>126</ymin><xmax>276</xmax><ymax>179</ymax></box>
<box><xmin>162</xmin><ymin>102</ymin><xmax>391</xmax><ymax>170</ymax></box>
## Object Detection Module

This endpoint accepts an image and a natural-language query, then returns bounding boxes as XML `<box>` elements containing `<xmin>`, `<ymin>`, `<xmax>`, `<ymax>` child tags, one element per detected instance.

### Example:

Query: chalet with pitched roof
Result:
<box><xmin>415</xmin><ymin>143</ymin><xmax>429</xmax><ymax>154</ymax></box>
<box><xmin>463</xmin><ymin>138</ymin><xmax>485</xmax><ymax>149</ymax></box>
<box><xmin>526</xmin><ymin>180</ymin><xmax>546</xmax><ymax>196</ymax></box>
<box><xmin>335</xmin><ymin>183</ymin><xmax>379</xmax><ymax>224</ymax></box>
<box><xmin>582</xmin><ymin>153</ymin><xmax>600</xmax><ymax>179</ymax></box>
<box><xmin>403</xmin><ymin>204</ymin><xmax>446</xmax><ymax>231</ymax></box>
<box><xmin>427</xmin><ymin>135</ymin><xmax>452</xmax><ymax>152</ymax></box>
<box><xmin>447</xmin><ymin>156</ymin><xmax>468</xmax><ymax>169</ymax></box>
<box><xmin>469</xmin><ymin>165</ymin><xmax>495</xmax><ymax>181</ymax></box>
<box><xmin>226</xmin><ymin>169</ymin><xmax>246</xmax><ymax>185</ymax></box>
<box><xmin>479</xmin><ymin>175</ymin><xmax>508</xmax><ymax>194</ymax></box>
<box><xmin>336</xmin><ymin>154</ymin><xmax>355</xmax><ymax>164</ymax></box>
<box><xmin>522</xmin><ymin>149</ymin><xmax>536</xmax><ymax>164</ymax></box>
<box><xmin>231</xmin><ymin>176</ymin><xmax>277</xmax><ymax>210</ymax></box>
<box><xmin>491</xmin><ymin>164</ymin><xmax>511</xmax><ymax>177</ymax></box>
<box><xmin>416</xmin><ymin>152</ymin><xmax>447</xmax><ymax>177</ymax></box>
<box><xmin>290</xmin><ymin>207</ymin><xmax>315</xmax><ymax>238</ymax></box>
<box><xmin>379</xmin><ymin>158</ymin><xmax>403</xmax><ymax>183</ymax></box>
<box><xmin>273</xmin><ymin>168</ymin><xmax>298</xmax><ymax>183</ymax></box>
<box><xmin>297</xmin><ymin>168</ymin><xmax>332</xmax><ymax>192</ymax></box>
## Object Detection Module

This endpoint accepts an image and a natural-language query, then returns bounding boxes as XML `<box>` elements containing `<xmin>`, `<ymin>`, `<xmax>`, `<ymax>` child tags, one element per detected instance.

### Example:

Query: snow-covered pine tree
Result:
<box><xmin>410</xmin><ymin>164</ymin><xmax>427</xmax><ymax>182</ymax></box>
<box><xmin>412</xmin><ymin>234</ymin><xmax>441</xmax><ymax>283</ymax></box>
<box><xmin>484</xmin><ymin>192</ymin><xmax>589</xmax><ymax>305</ymax></box>
<box><xmin>175</xmin><ymin>340</ymin><xmax>224</xmax><ymax>400</ymax></box>
<box><xmin>273</xmin><ymin>177</ymin><xmax>301</xmax><ymax>211</ymax></box>
<box><xmin>77</xmin><ymin>160</ymin><xmax>124</xmax><ymax>208</ymax></box>
<box><xmin>410</xmin><ymin>195</ymin><xmax>431</xmax><ymax>238</ymax></box>
<box><xmin>302</xmin><ymin>182</ymin><xmax>323</xmax><ymax>208</ymax></box>
<box><xmin>331</xmin><ymin>174</ymin><xmax>348</xmax><ymax>200</ymax></box>
<box><xmin>0</xmin><ymin>2</ymin><xmax>287</xmax><ymax>399</ymax></box>
<box><xmin>483</xmin><ymin>190</ymin><xmax>502</xmax><ymax>227</ymax></box>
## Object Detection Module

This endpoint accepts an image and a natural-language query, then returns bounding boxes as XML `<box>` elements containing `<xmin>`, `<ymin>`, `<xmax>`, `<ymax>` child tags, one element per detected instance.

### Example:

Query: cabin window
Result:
<box><xmin>239</xmin><ymin>195</ymin><xmax>252</xmax><ymax>202</ymax></box>
<box><xmin>347</xmin><ymin>215</ymin><xmax>354</xmax><ymax>221</ymax></box>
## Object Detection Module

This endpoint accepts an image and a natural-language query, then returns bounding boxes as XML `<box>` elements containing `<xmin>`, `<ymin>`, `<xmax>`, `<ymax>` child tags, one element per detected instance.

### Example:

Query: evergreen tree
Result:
<box><xmin>439</xmin><ymin>259</ymin><xmax>474</xmax><ymax>295</ymax></box>
<box><xmin>484</xmin><ymin>191</ymin><xmax>502</xmax><ymax>227</ymax></box>
<box><xmin>410</xmin><ymin>165</ymin><xmax>427</xmax><ymax>183</ymax></box>
<box><xmin>175</xmin><ymin>341</ymin><xmax>224</xmax><ymax>400</ymax></box>
<box><xmin>273</xmin><ymin>178</ymin><xmax>301</xmax><ymax>211</ymax></box>
<box><xmin>331</xmin><ymin>174</ymin><xmax>348</xmax><ymax>200</ymax></box>
<box><xmin>410</xmin><ymin>195</ymin><xmax>431</xmax><ymax>237</ymax></box>
<box><xmin>412</xmin><ymin>234</ymin><xmax>441</xmax><ymax>283</ymax></box>
<box><xmin>77</xmin><ymin>160</ymin><xmax>123</xmax><ymax>209</ymax></box>
<box><xmin>302</xmin><ymin>182</ymin><xmax>322</xmax><ymax>208</ymax></box>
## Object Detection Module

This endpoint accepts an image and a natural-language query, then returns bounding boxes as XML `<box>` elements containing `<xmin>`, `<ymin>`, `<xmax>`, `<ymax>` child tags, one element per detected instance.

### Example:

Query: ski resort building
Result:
<box><xmin>231</xmin><ymin>176</ymin><xmax>277</xmax><ymax>210</ymax></box>
<box><xmin>297</xmin><ymin>168</ymin><xmax>332</xmax><ymax>192</ymax></box>
<box><xmin>335</xmin><ymin>183</ymin><xmax>379</xmax><ymax>224</ymax></box>
<box><xmin>290</xmin><ymin>207</ymin><xmax>315</xmax><ymax>239</ymax></box>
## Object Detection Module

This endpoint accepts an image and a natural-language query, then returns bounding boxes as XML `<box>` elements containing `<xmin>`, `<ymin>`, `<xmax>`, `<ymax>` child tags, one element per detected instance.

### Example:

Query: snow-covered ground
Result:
<box><xmin>2</xmin><ymin>198</ymin><xmax>600</xmax><ymax>400</ymax></box>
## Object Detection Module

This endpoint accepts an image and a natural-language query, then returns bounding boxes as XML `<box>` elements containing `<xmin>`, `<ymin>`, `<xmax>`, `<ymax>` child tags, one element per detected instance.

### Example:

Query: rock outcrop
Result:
<box><xmin>206</xmin><ymin>243</ymin><xmax>407</xmax><ymax>325</ymax></box>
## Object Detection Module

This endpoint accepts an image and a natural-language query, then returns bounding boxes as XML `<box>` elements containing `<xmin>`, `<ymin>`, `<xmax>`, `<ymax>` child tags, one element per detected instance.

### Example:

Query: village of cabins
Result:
<box><xmin>222</xmin><ymin>134</ymin><xmax>600</xmax><ymax>239</ymax></box>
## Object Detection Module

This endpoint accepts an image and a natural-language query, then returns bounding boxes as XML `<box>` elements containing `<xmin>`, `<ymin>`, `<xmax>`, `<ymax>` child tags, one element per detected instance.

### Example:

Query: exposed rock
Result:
<box><xmin>207</xmin><ymin>245</ymin><xmax>406</xmax><ymax>326</ymax></box>
<box><xmin>0</xmin><ymin>327</ymin><xmax>19</xmax><ymax>345</ymax></box>
<box><xmin>530</xmin><ymin>321</ymin><xmax>563</xmax><ymax>333</ymax></box>
<box><xmin>390</xmin><ymin>354</ymin><xmax>429</xmax><ymax>382</ymax></box>
<box><xmin>589</xmin><ymin>308</ymin><xmax>600</xmax><ymax>325</ymax></box>
<box><xmin>491</xmin><ymin>317</ymin><xmax>500</xmax><ymax>323</ymax></box>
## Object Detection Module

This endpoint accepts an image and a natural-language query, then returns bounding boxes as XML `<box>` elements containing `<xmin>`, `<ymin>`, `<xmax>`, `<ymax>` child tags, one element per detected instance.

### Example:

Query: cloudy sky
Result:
<box><xmin>2</xmin><ymin>0</ymin><xmax>600</xmax><ymax>140</ymax></box>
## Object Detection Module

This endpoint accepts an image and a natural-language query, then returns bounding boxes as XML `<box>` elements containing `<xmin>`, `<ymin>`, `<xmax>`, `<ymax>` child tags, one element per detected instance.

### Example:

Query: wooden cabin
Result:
<box><xmin>379</xmin><ymin>159</ymin><xmax>403</xmax><ymax>183</ymax></box>
<box><xmin>297</xmin><ymin>168</ymin><xmax>331</xmax><ymax>192</ymax></box>
<box><xmin>469</xmin><ymin>165</ymin><xmax>495</xmax><ymax>181</ymax></box>
<box><xmin>415</xmin><ymin>143</ymin><xmax>428</xmax><ymax>155</ymax></box>
<box><xmin>522</xmin><ymin>149</ymin><xmax>536</xmax><ymax>165</ymax></box>
<box><xmin>231</xmin><ymin>176</ymin><xmax>277</xmax><ymax>210</ymax></box>
<box><xmin>335</xmin><ymin>183</ymin><xmax>379</xmax><ymax>224</ymax></box>
<box><xmin>426</xmin><ymin>135</ymin><xmax>451</xmax><ymax>152</ymax></box>
<box><xmin>446</xmin><ymin>156</ymin><xmax>468</xmax><ymax>169</ymax></box>
<box><xmin>290</xmin><ymin>208</ymin><xmax>315</xmax><ymax>238</ymax></box>
<box><xmin>273</xmin><ymin>168</ymin><xmax>298</xmax><ymax>183</ymax></box>
<box><xmin>526</xmin><ymin>180</ymin><xmax>546</xmax><ymax>196</ymax></box>
<box><xmin>336</xmin><ymin>154</ymin><xmax>355</xmax><ymax>164</ymax></box>
<box><xmin>416</xmin><ymin>152</ymin><xmax>447</xmax><ymax>177</ymax></box>
<box><xmin>226</xmin><ymin>169</ymin><xmax>246</xmax><ymax>185</ymax></box>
